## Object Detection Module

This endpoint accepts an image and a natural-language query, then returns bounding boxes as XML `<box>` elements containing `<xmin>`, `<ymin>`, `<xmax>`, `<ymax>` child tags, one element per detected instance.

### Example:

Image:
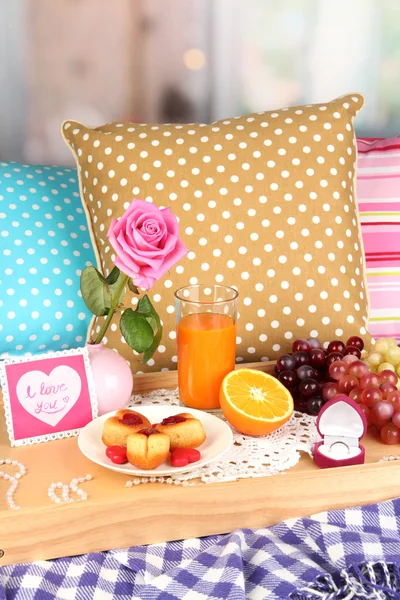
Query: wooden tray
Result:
<box><xmin>0</xmin><ymin>361</ymin><xmax>399</xmax><ymax>567</ymax></box>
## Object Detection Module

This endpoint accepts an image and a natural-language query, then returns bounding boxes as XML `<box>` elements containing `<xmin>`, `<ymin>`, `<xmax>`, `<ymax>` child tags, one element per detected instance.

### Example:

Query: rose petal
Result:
<box><xmin>160</xmin><ymin>210</ymin><xmax>179</xmax><ymax>237</ymax></box>
<box><xmin>131</xmin><ymin>272</ymin><xmax>157</xmax><ymax>291</ymax></box>
<box><xmin>113</xmin><ymin>199</ymin><xmax>161</xmax><ymax>236</ymax></box>
<box><xmin>108</xmin><ymin>224</ymin><xmax>140</xmax><ymax>275</ymax></box>
<box><xmin>114</xmin><ymin>256</ymin><xmax>141</xmax><ymax>280</ymax></box>
<box><xmin>139</xmin><ymin>220</ymin><xmax>165</xmax><ymax>245</ymax></box>
<box><xmin>128</xmin><ymin>213</ymin><xmax>166</xmax><ymax>249</ymax></box>
<box><xmin>117</xmin><ymin>230</ymin><xmax>167</xmax><ymax>270</ymax></box>
<box><xmin>113</xmin><ymin>236</ymin><xmax>140</xmax><ymax>273</ymax></box>
<box><xmin>138</xmin><ymin>238</ymin><xmax>189</xmax><ymax>289</ymax></box>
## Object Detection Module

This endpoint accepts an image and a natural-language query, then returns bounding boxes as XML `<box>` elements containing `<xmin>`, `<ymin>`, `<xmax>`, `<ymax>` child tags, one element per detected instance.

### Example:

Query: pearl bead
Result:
<box><xmin>0</xmin><ymin>458</ymin><xmax>27</xmax><ymax>510</ymax></box>
<box><xmin>48</xmin><ymin>474</ymin><xmax>93</xmax><ymax>505</ymax></box>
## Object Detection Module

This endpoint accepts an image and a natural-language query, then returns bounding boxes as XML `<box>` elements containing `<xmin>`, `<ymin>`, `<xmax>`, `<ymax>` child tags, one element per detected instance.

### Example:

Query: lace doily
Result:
<box><xmin>127</xmin><ymin>388</ymin><xmax>320</xmax><ymax>486</ymax></box>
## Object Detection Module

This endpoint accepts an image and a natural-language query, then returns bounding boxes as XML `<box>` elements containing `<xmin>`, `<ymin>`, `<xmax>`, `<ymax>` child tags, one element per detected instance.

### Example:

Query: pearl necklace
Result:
<box><xmin>48</xmin><ymin>474</ymin><xmax>92</xmax><ymax>504</ymax></box>
<box><xmin>0</xmin><ymin>458</ymin><xmax>27</xmax><ymax>510</ymax></box>
<box><xmin>379</xmin><ymin>455</ymin><xmax>400</xmax><ymax>462</ymax></box>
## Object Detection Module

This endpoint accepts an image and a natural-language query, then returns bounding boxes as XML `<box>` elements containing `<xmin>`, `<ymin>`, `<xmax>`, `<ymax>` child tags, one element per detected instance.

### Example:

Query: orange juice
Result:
<box><xmin>177</xmin><ymin>312</ymin><xmax>236</xmax><ymax>410</ymax></box>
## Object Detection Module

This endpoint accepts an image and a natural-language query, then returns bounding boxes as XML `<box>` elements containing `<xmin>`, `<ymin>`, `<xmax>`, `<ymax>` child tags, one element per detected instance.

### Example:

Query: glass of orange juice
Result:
<box><xmin>175</xmin><ymin>284</ymin><xmax>238</xmax><ymax>410</ymax></box>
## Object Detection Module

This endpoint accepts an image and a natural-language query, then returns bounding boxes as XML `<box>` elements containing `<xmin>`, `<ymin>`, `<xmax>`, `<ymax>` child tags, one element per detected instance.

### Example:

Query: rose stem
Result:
<box><xmin>93</xmin><ymin>274</ymin><xmax>129</xmax><ymax>344</ymax></box>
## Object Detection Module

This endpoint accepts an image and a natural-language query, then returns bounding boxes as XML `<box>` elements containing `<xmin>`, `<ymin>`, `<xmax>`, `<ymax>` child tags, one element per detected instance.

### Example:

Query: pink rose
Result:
<box><xmin>107</xmin><ymin>199</ymin><xmax>188</xmax><ymax>290</ymax></box>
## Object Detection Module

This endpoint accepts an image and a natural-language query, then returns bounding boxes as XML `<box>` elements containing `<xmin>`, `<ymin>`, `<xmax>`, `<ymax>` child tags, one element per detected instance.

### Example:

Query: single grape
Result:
<box><xmin>361</xmin><ymin>387</ymin><xmax>383</xmax><ymax>408</ymax></box>
<box><xmin>298</xmin><ymin>378</ymin><xmax>319</xmax><ymax>398</ymax></box>
<box><xmin>347</xmin><ymin>360</ymin><xmax>369</xmax><ymax>379</ymax></box>
<box><xmin>276</xmin><ymin>354</ymin><xmax>296</xmax><ymax>373</ymax></box>
<box><xmin>296</xmin><ymin>365</ymin><xmax>316</xmax><ymax>381</ymax></box>
<box><xmin>307</xmin><ymin>396</ymin><xmax>324</xmax><ymax>415</ymax></box>
<box><xmin>342</xmin><ymin>354</ymin><xmax>359</xmax><ymax>366</ymax></box>
<box><xmin>346</xmin><ymin>336</ymin><xmax>364</xmax><ymax>351</ymax></box>
<box><xmin>380</xmin><ymin>383</ymin><xmax>397</xmax><ymax>398</ymax></box>
<box><xmin>378</xmin><ymin>362</ymin><xmax>396</xmax><ymax>374</ymax></box>
<box><xmin>374</xmin><ymin>338</ymin><xmax>390</xmax><ymax>355</ymax></box>
<box><xmin>381</xmin><ymin>422</ymin><xmax>400</xmax><ymax>444</ymax></box>
<box><xmin>392</xmin><ymin>411</ymin><xmax>400</xmax><ymax>429</ymax></box>
<box><xmin>338</xmin><ymin>374</ymin><xmax>359</xmax><ymax>394</ymax></box>
<box><xmin>292</xmin><ymin>351</ymin><xmax>310</xmax><ymax>368</ymax></box>
<box><xmin>372</xmin><ymin>400</ymin><xmax>394</xmax><ymax>422</ymax></box>
<box><xmin>379</xmin><ymin>369</ymin><xmax>399</xmax><ymax>386</ymax></box>
<box><xmin>369</xmin><ymin>408</ymin><xmax>387</xmax><ymax>430</ymax></box>
<box><xmin>328</xmin><ymin>360</ymin><xmax>348</xmax><ymax>381</ymax></box>
<box><xmin>309</xmin><ymin>349</ymin><xmax>326</xmax><ymax>369</ymax></box>
<box><xmin>307</xmin><ymin>338</ymin><xmax>322</xmax><ymax>349</ymax></box>
<box><xmin>385</xmin><ymin>346</ymin><xmax>400</xmax><ymax>366</ymax></box>
<box><xmin>349</xmin><ymin>387</ymin><xmax>363</xmax><ymax>403</ymax></box>
<box><xmin>313</xmin><ymin>370</ymin><xmax>326</xmax><ymax>383</ymax></box>
<box><xmin>326</xmin><ymin>352</ymin><xmax>344</xmax><ymax>367</ymax></box>
<box><xmin>278</xmin><ymin>370</ymin><xmax>297</xmax><ymax>389</ymax></box>
<box><xmin>294</xmin><ymin>397</ymin><xmax>309</xmax><ymax>414</ymax></box>
<box><xmin>358</xmin><ymin>404</ymin><xmax>370</xmax><ymax>425</ymax></box>
<box><xmin>327</xmin><ymin>340</ymin><xmax>346</xmax><ymax>354</ymax></box>
<box><xmin>322</xmin><ymin>382</ymin><xmax>339</xmax><ymax>401</ymax></box>
<box><xmin>387</xmin><ymin>337</ymin><xmax>399</xmax><ymax>348</ymax></box>
<box><xmin>366</xmin><ymin>352</ymin><xmax>383</xmax><ymax>367</ymax></box>
<box><xmin>344</xmin><ymin>345</ymin><xmax>362</xmax><ymax>359</ymax></box>
<box><xmin>386</xmin><ymin>391</ymin><xmax>400</xmax><ymax>411</ymax></box>
<box><xmin>360</xmin><ymin>373</ymin><xmax>381</xmax><ymax>390</ymax></box>
<box><xmin>292</xmin><ymin>339</ymin><xmax>311</xmax><ymax>354</ymax></box>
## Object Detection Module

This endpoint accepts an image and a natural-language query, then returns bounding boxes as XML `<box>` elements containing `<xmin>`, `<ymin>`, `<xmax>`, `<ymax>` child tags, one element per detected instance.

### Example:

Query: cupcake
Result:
<box><xmin>102</xmin><ymin>409</ymin><xmax>151</xmax><ymax>447</ymax></box>
<box><xmin>155</xmin><ymin>413</ymin><xmax>206</xmax><ymax>449</ymax></box>
<box><xmin>126</xmin><ymin>429</ymin><xmax>170</xmax><ymax>470</ymax></box>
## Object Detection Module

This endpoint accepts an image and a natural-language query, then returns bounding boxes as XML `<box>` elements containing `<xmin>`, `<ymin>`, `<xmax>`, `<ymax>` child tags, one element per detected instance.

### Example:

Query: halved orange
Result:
<box><xmin>219</xmin><ymin>369</ymin><xmax>294</xmax><ymax>436</ymax></box>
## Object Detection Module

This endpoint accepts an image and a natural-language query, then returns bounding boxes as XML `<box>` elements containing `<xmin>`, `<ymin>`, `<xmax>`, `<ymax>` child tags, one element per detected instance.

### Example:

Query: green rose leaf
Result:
<box><xmin>127</xmin><ymin>278</ymin><xmax>140</xmax><ymax>295</ymax></box>
<box><xmin>107</xmin><ymin>271</ymin><xmax>127</xmax><ymax>307</ymax></box>
<box><xmin>136</xmin><ymin>295</ymin><xmax>163</xmax><ymax>363</ymax></box>
<box><xmin>136</xmin><ymin>295</ymin><xmax>158</xmax><ymax>318</ymax></box>
<box><xmin>142</xmin><ymin>323</ymin><xmax>163</xmax><ymax>363</ymax></box>
<box><xmin>106</xmin><ymin>266</ymin><xmax>120</xmax><ymax>285</ymax></box>
<box><xmin>120</xmin><ymin>308</ymin><xmax>154</xmax><ymax>353</ymax></box>
<box><xmin>80</xmin><ymin>266</ymin><xmax>111</xmax><ymax>316</ymax></box>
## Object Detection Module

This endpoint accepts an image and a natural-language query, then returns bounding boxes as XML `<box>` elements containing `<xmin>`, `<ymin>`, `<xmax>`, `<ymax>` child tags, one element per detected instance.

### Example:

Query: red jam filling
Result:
<box><xmin>161</xmin><ymin>415</ymin><xmax>187</xmax><ymax>426</ymax></box>
<box><xmin>139</xmin><ymin>428</ymin><xmax>157</xmax><ymax>437</ymax></box>
<box><xmin>119</xmin><ymin>413</ymin><xmax>143</xmax><ymax>426</ymax></box>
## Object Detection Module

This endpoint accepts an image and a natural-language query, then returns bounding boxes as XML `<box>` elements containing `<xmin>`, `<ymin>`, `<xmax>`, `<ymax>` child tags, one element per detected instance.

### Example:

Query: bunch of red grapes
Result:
<box><xmin>327</xmin><ymin>363</ymin><xmax>400</xmax><ymax>445</ymax></box>
<box><xmin>275</xmin><ymin>336</ymin><xmax>365</xmax><ymax>415</ymax></box>
<box><xmin>275</xmin><ymin>336</ymin><xmax>400</xmax><ymax>444</ymax></box>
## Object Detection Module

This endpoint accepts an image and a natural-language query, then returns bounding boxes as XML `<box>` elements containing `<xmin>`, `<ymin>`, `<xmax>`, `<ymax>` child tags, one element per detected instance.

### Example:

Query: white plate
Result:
<box><xmin>78</xmin><ymin>406</ymin><xmax>233</xmax><ymax>476</ymax></box>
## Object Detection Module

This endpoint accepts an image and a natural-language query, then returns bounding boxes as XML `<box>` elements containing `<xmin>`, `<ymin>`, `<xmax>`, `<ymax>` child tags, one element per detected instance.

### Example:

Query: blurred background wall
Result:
<box><xmin>1</xmin><ymin>0</ymin><xmax>400</xmax><ymax>165</ymax></box>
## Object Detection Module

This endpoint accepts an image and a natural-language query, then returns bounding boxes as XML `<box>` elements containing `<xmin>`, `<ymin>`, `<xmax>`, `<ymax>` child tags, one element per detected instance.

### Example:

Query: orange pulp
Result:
<box><xmin>177</xmin><ymin>313</ymin><xmax>236</xmax><ymax>409</ymax></box>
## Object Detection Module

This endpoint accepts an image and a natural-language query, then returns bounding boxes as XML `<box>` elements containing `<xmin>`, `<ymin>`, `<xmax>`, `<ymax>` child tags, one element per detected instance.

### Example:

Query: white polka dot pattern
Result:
<box><xmin>0</xmin><ymin>162</ymin><xmax>96</xmax><ymax>357</ymax></box>
<box><xmin>63</xmin><ymin>94</ymin><xmax>370</xmax><ymax>372</ymax></box>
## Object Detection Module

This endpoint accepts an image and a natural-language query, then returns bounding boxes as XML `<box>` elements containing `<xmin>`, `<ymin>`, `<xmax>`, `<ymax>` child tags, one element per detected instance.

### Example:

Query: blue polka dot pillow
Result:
<box><xmin>0</xmin><ymin>161</ymin><xmax>96</xmax><ymax>357</ymax></box>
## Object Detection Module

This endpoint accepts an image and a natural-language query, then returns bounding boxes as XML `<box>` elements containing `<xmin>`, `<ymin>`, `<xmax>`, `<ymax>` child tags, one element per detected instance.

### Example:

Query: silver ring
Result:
<box><xmin>329</xmin><ymin>441</ymin><xmax>350</xmax><ymax>454</ymax></box>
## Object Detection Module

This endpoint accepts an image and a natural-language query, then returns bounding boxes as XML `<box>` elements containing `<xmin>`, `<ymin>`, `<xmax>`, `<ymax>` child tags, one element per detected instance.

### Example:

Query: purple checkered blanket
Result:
<box><xmin>2</xmin><ymin>497</ymin><xmax>400</xmax><ymax>599</ymax></box>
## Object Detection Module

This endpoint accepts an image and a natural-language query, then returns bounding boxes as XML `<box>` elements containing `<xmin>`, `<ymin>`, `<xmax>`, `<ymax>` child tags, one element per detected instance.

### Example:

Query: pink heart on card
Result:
<box><xmin>16</xmin><ymin>366</ymin><xmax>82</xmax><ymax>427</ymax></box>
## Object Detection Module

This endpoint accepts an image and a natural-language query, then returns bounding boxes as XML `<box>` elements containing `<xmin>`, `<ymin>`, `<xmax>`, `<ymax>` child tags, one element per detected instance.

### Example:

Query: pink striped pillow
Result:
<box><xmin>357</xmin><ymin>137</ymin><xmax>400</xmax><ymax>340</ymax></box>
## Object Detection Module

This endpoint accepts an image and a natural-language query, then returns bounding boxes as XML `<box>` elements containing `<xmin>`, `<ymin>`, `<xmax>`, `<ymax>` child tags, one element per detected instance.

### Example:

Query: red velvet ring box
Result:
<box><xmin>314</xmin><ymin>395</ymin><xmax>367</xmax><ymax>469</ymax></box>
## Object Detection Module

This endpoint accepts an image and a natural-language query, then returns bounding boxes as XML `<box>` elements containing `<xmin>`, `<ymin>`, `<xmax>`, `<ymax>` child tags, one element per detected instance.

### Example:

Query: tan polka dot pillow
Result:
<box><xmin>62</xmin><ymin>93</ymin><xmax>370</xmax><ymax>373</ymax></box>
